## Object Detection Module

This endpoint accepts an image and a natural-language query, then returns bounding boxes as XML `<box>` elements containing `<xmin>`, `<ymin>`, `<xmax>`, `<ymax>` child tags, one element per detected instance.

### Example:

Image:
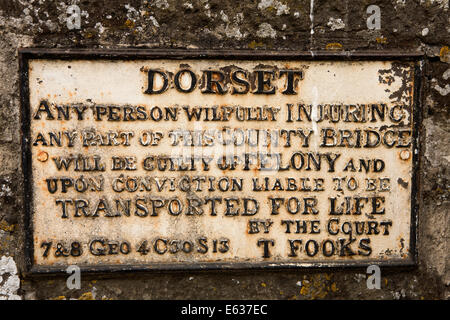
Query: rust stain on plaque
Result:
<box><xmin>20</xmin><ymin>51</ymin><xmax>420</xmax><ymax>273</ymax></box>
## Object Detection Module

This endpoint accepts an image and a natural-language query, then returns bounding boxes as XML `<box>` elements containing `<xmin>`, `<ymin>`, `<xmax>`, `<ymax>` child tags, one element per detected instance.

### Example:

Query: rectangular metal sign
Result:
<box><xmin>20</xmin><ymin>50</ymin><xmax>420</xmax><ymax>273</ymax></box>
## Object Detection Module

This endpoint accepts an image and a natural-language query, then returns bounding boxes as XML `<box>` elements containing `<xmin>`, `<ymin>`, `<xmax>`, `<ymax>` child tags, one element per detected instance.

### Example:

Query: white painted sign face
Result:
<box><xmin>22</xmin><ymin>52</ymin><xmax>419</xmax><ymax>272</ymax></box>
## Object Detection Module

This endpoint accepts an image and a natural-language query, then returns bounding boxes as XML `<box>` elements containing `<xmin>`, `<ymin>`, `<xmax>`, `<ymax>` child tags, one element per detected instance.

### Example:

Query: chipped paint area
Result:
<box><xmin>420</xmin><ymin>0</ymin><xmax>449</xmax><ymax>9</ymax></box>
<box><xmin>327</xmin><ymin>17</ymin><xmax>345</xmax><ymax>31</ymax></box>
<box><xmin>0</xmin><ymin>256</ymin><xmax>21</xmax><ymax>300</ymax></box>
<box><xmin>257</xmin><ymin>0</ymin><xmax>290</xmax><ymax>16</ymax></box>
<box><xmin>432</xmin><ymin>73</ymin><xmax>450</xmax><ymax>96</ymax></box>
<box><xmin>434</xmin><ymin>84</ymin><xmax>450</xmax><ymax>95</ymax></box>
<box><xmin>443</xmin><ymin>69</ymin><xmax>450</xmax><ymax>80</ymax></box>
<box><xmin>0</xmin><ymin>0</ymin><xmax>447</xmax><ymax>301</ymax></box>
<box><xmin>216</xmin><ymin>12</ymin><xmax>247</xmax><ymax>40</ymax></box>
<box><xmin>151</xmin><ymin>0</ymin><xmax>170</xmax><ymax>10</ymax></box>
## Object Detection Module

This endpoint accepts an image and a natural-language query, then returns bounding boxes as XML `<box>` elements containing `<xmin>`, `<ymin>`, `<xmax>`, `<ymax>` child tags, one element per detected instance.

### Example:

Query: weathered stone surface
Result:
<box><xmin>0</xmin><ymin>0</ymin><xmax>448</xmax><ymax>299</ymax></box>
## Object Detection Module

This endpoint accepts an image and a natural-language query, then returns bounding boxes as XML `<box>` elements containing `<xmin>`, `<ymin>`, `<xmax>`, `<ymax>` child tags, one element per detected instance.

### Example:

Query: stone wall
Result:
<box><xmin>0</xmin><ymin>0</ymin><xmax>448</xmax><ymax>300</ymax></box>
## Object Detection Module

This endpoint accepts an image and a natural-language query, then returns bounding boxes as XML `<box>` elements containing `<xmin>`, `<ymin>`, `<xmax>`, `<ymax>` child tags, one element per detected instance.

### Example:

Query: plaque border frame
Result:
<box><xmin>19</xmin><ymin>49</ymin><xmax>422</xmax><ymax>275</ymax></box>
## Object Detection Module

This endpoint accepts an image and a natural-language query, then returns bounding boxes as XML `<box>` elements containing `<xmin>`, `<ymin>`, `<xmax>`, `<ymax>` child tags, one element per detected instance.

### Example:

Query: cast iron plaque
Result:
<box><xmin>20</xmin><ymin>50</ymin><xmax>420</xmax><ymax>273</ymax></box>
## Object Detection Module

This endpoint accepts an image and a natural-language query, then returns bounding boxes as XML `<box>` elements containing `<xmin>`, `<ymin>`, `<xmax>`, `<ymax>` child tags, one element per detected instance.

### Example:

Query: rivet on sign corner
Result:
<box><xmin>399</xmin><ymin>150</ymin><xmax>410</xmax><ymax>160</ymax></box>
<box><xmin>37</xmin><ymin>151</ymin><xmax>48</xmax><ymax>162</ymax></box>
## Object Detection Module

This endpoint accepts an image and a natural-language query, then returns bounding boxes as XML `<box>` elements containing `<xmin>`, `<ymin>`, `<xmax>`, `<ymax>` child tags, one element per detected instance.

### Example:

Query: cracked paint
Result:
<box><xmin>0</xmin><ymin>256</ymin><xmax>21</xmax><ymax>300</ymax></box>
